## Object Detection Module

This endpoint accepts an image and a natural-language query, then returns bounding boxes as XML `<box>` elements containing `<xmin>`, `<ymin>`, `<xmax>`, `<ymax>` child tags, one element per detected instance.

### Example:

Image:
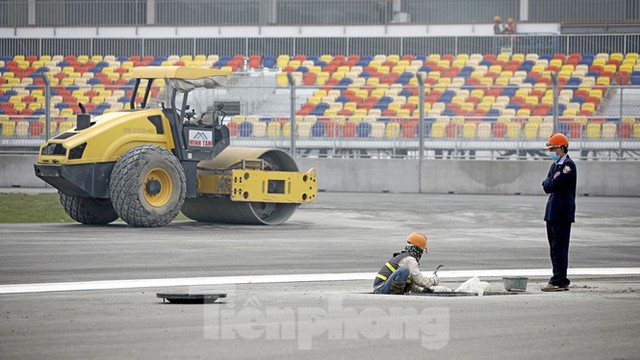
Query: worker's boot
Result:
<box><xmin>389</xmin><ymin>281</ymin><xmax>406</xmax><ymax>295</ymax></box>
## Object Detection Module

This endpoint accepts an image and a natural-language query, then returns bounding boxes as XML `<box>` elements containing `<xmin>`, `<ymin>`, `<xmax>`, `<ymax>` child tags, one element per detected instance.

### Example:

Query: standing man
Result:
<box><xmin>541</xmin><ymin>133</ymin><xmax>577</xmax><ymax>292</ymax></box>
<box><xmin>373</xmin><ymin>232</ymin><xmax>439</xmax><ymax>295</ymax></box>
<box><xmin>493</xmin><ymin>16</ymin><xmax>504</xmax><ymax>34</ymax></box>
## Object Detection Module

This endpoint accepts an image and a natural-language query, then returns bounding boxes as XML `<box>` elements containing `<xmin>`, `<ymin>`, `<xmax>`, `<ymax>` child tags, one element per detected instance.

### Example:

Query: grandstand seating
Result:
<box><xmin>1</xmin><ymin>52</ymin><xmax>639</xmax><ymax>142</ymax></box>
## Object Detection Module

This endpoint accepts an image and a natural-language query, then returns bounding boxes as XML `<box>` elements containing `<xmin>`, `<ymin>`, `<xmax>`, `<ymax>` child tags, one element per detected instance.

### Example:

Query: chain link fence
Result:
<box><xmin>2</xmin><ymin>34</ymin><xmax>640</xmax><ymax>61</ymax></box>
<box><xmin>2</xmin><ymin>71</ymin><xmax>639</xmax><ymax>160</ymax></box>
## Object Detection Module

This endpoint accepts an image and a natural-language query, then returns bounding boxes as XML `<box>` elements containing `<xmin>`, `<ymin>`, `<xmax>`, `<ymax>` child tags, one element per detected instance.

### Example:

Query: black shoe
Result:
<box><xmin>541</xmin><ymin>284</ymin><xmax>564</xmax><ymax>292</ymax></box>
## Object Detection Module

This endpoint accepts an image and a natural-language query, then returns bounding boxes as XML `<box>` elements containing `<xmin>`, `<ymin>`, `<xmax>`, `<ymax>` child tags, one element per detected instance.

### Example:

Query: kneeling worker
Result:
<box><xmin>373</xmin><ymin>232</ymin><xmax>439</xmax><ymax>294</ymax></box>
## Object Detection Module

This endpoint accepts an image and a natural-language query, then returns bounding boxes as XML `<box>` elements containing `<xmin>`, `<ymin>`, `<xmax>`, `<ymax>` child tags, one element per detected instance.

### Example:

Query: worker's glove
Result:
<box><xmin>430</xmin><ymin>275</ymin><xmax>439</xmax><ymax>286</ymax></box>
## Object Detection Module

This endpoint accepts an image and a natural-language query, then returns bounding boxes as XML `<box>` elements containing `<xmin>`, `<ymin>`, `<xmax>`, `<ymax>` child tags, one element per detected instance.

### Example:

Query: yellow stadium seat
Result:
<box><xmin>276</xmin><ymin>73</ymin><xmax>289</xmax><ymax>86</ymax></box>
<box><xmin>462</xmin><ymin>122</ymin><xmax>477</xmax><ymax>139</ymax></box>
<box><xmin>1</xmin><ymin>121</ymin><xmax>16</xmax><ymax>137</ymax></box>
<box><xmin>539</xmin><ymin>122</ymin><xmax>553</xmax><ymax>138</ymax></box>
<box><xmin>506</xmin><ymin>123</ymin><xmax>521</xmax><ymax>138</ymax></box>
<box><xmin>430</xmin><ymin>122</ymin><xmax>446</xmax><ymax>138</ymax></box>
<box><xmin>370</xmin><ymin>122</ymin><xmax>385</xmax><ymax>138</ymax></box>
<box><xmin>15</xmin><ymin>121</ymin><xmax>29</xmax><ymax>137</ymax></box>
<box><xmin>461</xmin><ymin>103</ymin><xmax>474</xmax><ymax>113</ymax></box>
<box><xmin>267</xmin><ymin>121</ymin><xmax>281</xmax><ymax>137</ymax></box>
<box><xmin>602</xmin><ymin>123</ymin><xmax>616</xmax><ymax>139</ymax></box>
<box><xmin>297</xmin><ymin>122</ymin><xmax>311</xmax><ymax>138</ymax></box>
<box><xmin>329</xmin><ymin>102</ymin><xmax>343</xmax><ymax>111</ymax></box>
<box><xmin>324</xmin><ymin>109</ymin><xmax>338</xmax><ymax>117</ymax></box>
<box><xmin>385</xmin><ymin>122</ymin><xmax>400</xmax><ymax>138</ymax></box>
<box><xmin>396</xmin><ymin>109</ymin><xmax>410</xmax><ymax>118</ymax></box>
<box><xmin>282</xmin><ymin>122</ymin><xmax>292</xmax><ymax>137</ymax></box>
<box><xmin>524</xmin><ymin>123</ymin><xmax>539</xmax><ymax>139</ymax></box>
<box><xmin>60</xmin><ymin>108</ymin><xmax>74</xmax><ymax>117</ymax></box>
<box><xmin>477</xmin><ymin>122</ymin><xmax>491</xmax><ymax>139</ymax></box>
<box><xmin>57</xmin><ymin>121</ymin><xmax>75</xmax><ymax>134</ymax></box>
<box><xmin>353</xmin><ymin>109</ymin><xmax>367</xmax><ymax>117</ymax></box>
<box><xmin>586</xmin><ymin>123</ymin><xmax>601</xmax><ymax>139</ymax></box>
<box><xmin>307</xmin><ymin>97</ymin><xmax>321</xmax><ymax>105</ymax></box>
<box><xmin>610</xmin><ymin>53</ymin><xmax>623</xmax><ymax>61</ymax></box>
<box><xmin>480</xmin><ymin>77</ymin><xmax>494</xmax><ymax>86</ymax></box>
<box><xmin>232</xmin><ymin>115</ymin><xmax>245</xmax><ymax>124</ymax></box>
<box><xmin>13</xmin><ymin>103</ymin><xmax>26</xmax><ymax>112</ymax></box>
<box><xmin>252</xmin><ymin>122</ymin><xmax>266</xmax><ymax>137</ymax></box>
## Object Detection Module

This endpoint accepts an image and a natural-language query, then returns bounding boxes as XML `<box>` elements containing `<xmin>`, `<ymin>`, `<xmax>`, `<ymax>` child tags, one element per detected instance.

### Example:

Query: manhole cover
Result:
<box><xmin>156</xmin><ymin>293</ymin><xmax>227</xmax><ymax>304</ymax></box>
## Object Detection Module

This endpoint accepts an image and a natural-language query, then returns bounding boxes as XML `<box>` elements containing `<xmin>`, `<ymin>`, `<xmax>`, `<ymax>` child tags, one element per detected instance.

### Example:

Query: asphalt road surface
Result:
<box><xmin>1</xmin><ymin>193</ymin><xmax>639</xmax><ymax>359</ymax></box>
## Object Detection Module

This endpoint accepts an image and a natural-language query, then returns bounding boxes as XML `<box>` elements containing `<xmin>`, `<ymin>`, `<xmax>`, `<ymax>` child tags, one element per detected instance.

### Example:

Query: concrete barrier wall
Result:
<box><xmin>2</xmin><ymin>154</ymin><xmax>639</xmax><ymax>196</ymax></box>
<box><xmin>0</xmin><ymin>154</ymin><xmax>45</xmax><ymax>188</ymax></box>
<box><xmin>295</xmin><ymin>158</ymin><xmax>640</xmax><ymax>196</ymax></box>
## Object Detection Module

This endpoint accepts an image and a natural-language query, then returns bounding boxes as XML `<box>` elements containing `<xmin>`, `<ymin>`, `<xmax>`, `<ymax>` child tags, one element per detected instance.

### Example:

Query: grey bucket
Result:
<box><xmin>503</xmin><ymin>277</ymin><xmax>528</xmax><ymax>292</ymax></box>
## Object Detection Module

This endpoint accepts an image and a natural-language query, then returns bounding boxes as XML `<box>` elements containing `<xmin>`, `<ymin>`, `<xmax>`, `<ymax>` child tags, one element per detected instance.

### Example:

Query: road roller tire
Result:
<box><xmin>182</xmin><ymin>147</ymin><xmax>299</xmax><ymax>225</ymax></box>
<box><xmin>59</xmin><ymin>191</ymin><xmax>119</xmax><ymax>225</ymax></box>
<box><xmin>109</xmin><ymin>145</ymin><xmax>186</xmax><ymax>227</ymax></box>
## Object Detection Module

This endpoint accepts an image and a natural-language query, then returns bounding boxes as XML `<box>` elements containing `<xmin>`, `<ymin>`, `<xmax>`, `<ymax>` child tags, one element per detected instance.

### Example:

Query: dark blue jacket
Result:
<box><xmin>542</xmin><ymin>155</ymin><xmax>577</xmax><ymax>222</ymax></box>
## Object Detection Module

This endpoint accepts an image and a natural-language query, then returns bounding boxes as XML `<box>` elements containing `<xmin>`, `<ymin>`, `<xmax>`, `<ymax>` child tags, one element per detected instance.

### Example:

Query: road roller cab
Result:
<box><xmin>34</xmin><ymin>66</ymin><xmax>317</xmax><ymax>227</ymax></box>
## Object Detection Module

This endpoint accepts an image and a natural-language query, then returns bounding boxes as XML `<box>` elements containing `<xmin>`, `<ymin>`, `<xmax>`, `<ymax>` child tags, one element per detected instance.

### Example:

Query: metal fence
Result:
<box><xmin>1</xmin><ymin>0</ymin><xmax>639</xmax><ymax>27</ymax></box>
<box><xmin>2</xmin><ymin>75</ymin><xmax>639</xmax><ymax>160</ymax></box>
<box><xmin>2</xmin><ymin>34</ymin><xmax>640</xmax><ymax>59</ymax></box>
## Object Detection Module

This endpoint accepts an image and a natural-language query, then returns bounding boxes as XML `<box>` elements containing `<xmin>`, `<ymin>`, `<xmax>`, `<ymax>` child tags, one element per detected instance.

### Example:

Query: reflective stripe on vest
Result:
<box><xmin>385</xmin><ymin>262</ymin><xmax>397</xmax><ymax>273</ymax></box>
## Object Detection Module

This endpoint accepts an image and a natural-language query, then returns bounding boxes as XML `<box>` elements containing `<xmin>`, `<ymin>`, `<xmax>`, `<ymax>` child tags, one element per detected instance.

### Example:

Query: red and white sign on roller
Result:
<box><xmin>188</xmin><ymin>129</ymin><xmax>214</xmax><ymax>147</ymax></box>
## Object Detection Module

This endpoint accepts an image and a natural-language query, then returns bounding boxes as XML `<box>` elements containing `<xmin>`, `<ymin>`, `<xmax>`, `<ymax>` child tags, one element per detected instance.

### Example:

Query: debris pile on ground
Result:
<box><xmin>455</xmin><ymin>276</ymin><xmax>492</xmax><ymax>296</ymax></box>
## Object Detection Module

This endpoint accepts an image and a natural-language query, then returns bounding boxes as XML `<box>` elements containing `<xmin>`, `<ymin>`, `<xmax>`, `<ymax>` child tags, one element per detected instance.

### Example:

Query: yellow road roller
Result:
<box><xmin>34</xmin><ymin>66</ymin><xmax>317</xmax><ymax>227</ymax></box>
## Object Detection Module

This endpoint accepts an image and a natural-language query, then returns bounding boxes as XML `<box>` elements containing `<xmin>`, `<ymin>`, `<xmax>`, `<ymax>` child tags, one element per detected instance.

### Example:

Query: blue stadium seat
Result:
<box><xmin>338</xmin><ymin>78</ymin><xmax>352</xmax><ymax>87</ymax></box>
<box><xmin>311</xmin><ymin>121</ymin><xmax>326</xmax><ymax>137</ymax></box>
<box><xmin>570</xmin><ymin>96</ymin><xmax>585</xmax><ymax>104</ymax></box>
<box><xmin>238</xmin><ymin>122</ymin><xmax>253</xmax><ymax>137</ymax></box>
<box><xmin>357</xmin><ymin>122</ymin><xmax>371</xmax><ymax>137</ymax></box>
<box><xmin>263</xmin><ymin>56</ymin><xmax>276</xmax><ymax>68</ymax></box>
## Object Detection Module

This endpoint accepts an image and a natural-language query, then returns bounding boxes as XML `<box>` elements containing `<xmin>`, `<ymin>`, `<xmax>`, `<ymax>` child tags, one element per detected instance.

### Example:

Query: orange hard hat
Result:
<box><xmin>407</xmin><ymin>232</ymin><xmax>428</xmax><ymax>250</ymax></box>
<box><xmin>547</xmin><ymin>133</ymin><xmax>569</xmax><ymax>148</ymax></box>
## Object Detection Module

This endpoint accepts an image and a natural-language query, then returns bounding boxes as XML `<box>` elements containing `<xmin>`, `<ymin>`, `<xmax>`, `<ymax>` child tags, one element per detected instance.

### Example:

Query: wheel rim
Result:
<box><xmin>143</xmin><ymin>168</ymin><xmax>172</xmax><ymax>207</ymax></box>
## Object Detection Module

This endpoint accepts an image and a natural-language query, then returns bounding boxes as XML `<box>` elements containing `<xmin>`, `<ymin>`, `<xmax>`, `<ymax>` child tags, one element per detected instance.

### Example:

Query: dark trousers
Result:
<box><xmin>546</xmin><ymin>221</ymin><xmax>572</xmax><ymax>286</ymax></box>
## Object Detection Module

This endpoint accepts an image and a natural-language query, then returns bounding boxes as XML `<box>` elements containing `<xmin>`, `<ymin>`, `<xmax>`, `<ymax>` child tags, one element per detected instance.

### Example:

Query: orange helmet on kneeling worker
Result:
<box><xmin>407</xmin><ymin>232</ymin><xmax>428</xmax><ymax>250</ymax></box>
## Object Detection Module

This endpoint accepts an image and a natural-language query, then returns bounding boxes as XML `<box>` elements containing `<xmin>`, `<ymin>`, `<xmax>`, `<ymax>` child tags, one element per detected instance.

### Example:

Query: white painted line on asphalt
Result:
<box><xmin>1</xmin><ymin>267</ymin><xmax>639</xmax><ymax>295</ymax></box>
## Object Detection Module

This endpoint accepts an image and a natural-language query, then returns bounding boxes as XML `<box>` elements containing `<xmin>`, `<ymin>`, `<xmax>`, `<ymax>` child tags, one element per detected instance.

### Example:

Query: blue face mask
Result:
<box><xmin>547</xmin><ymin>152</ymin><xmax>560</xmax><ymax>161</ymax></box>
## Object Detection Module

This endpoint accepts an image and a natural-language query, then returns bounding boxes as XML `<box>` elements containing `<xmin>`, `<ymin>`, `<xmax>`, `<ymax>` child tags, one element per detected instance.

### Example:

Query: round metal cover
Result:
<box><xmin>156</xmin><ymin>293</ymin><xmax>227</xmax><ymax>304</ymax></box>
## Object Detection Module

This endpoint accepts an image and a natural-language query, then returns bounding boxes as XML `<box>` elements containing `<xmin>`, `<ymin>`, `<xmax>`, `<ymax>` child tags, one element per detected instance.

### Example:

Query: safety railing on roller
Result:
<box><xmin>1</xmin><ymin>72</ymin><xmax>639</xmax><ymax>161</ymax></box>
